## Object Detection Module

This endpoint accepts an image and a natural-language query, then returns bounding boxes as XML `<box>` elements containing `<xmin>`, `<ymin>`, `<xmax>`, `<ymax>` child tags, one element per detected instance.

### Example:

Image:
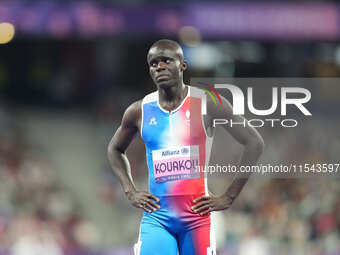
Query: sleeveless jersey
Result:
<box><xmin>141</xmin><ymin>86</ymin><xmax>213</xmax><ymax>197</ymax></box>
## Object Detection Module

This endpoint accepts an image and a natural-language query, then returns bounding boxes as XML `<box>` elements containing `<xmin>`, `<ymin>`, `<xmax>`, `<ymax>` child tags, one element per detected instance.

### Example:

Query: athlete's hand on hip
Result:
<box><xmin>192</xmin><ymin>192</ymin><xmax>233</xmax><ymax>216</ymax></box>
<box><xmin>126</xmin><ymin>190</ymin><xmax>161</xmax><ymax>213</ymax></box>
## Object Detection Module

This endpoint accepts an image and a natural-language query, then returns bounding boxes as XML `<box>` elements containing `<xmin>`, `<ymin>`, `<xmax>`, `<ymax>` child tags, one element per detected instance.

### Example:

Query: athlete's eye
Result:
<box><xmin>151</xmin><ymin>62</ymin><xmax>157</xmax><ymax>67</ymax></box>
<box><xmin>165</xmin><ymin>59</ymin><xmax>171</xmax><ymax>64</ymax></box>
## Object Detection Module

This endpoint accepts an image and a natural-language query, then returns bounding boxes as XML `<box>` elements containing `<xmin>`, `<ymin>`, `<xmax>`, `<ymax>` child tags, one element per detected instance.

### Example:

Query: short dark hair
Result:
<box><xmin>150</xmin><ymin>39</ymin><xmax>181</xmax><ymax>50</ymax></box>
<box><xmin>149</xmin><ymin>39</ymin><xmax>184</xmax><ymax>61</ymax></box>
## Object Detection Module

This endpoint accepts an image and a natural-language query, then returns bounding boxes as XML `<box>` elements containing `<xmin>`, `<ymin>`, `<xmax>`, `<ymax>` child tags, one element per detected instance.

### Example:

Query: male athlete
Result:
<box><xmin>107</xmin><ymin>39</ymin><xmax>264</xmax><ymax>255</ymax></box>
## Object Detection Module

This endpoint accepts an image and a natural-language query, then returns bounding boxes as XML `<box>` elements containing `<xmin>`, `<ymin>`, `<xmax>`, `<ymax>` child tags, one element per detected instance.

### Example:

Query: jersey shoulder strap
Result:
<box><xmin>142</xmin><ymin>90</ymin><xmax>158</xmax><ymax>105</ymax></box>
<box><xmin>189</xmin><ymin>86</ymin><xmax>206</xmax><ymax>99</ymax></box>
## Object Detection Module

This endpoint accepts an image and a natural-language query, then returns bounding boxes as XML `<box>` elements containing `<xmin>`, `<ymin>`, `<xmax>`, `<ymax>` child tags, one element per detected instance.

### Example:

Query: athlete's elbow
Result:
<box><xmin>107</xmin><ymin>140</ymin><xmax>123</xmax><ymax>160</ymax></box>
<box><xmin>107</xmin><ymin>142</ymin><xmax>114</xmax><ymax>162</ymax></box>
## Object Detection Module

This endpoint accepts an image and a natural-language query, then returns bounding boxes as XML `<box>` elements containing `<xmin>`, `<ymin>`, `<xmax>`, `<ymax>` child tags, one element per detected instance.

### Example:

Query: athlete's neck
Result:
<box><xmin>158</xmin><ymin>84</ymin><xmax>188</xmax><ymax>112</ymax></box>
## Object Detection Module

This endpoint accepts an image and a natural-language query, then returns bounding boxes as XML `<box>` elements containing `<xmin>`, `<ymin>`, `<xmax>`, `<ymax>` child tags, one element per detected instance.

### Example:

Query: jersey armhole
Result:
<box><xmin>140</xmin><ymin>99</ymin><xmax>144</xmax><ymax>140</ymax></box>
<box><xmin>191</xmin><ymin>86</ymin><xmax>213</xmax><ymax>139</ymax></box>
<box><xmin>200</xmin><ymin>96</ymin><xmax>215</xmax><ymax>138</ymax></box>
<box><xmin>201</xmin><ymin>113</ymin><xmax>213</xmax><ymax>138</ymax></box>
<box><xmin>139</xmin><ymin>90</ymin><xmax>158</xmax><ymax>140</ymax></box>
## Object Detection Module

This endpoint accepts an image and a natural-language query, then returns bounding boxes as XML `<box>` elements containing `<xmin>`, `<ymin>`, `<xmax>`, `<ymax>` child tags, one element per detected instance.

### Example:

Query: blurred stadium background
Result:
<box><xmin>0</xmin><ymin>1</ymin><xmax>340</xmax><ymax>255</ymax></box>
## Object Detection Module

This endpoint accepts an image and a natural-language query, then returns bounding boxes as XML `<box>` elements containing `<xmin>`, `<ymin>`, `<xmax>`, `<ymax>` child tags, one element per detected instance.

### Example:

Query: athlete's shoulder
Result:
<box><xmin>122</xmin><ymin>100</ymin><xmax>142</xmax><ymax>128</ymax></box>
<box><xmin>142</xmin><ymin>90</ymin><xmax>158</xmax><ymax>104</ymax></box>
<box><xmin>122</xmin><ymin>90</ymin><xmax>158</xmax><ymax>128</ymax></box>
<box><xmin>188</xmin><ymin>85</ymin><xmax>206</xmax><ymax>98</ymax></box>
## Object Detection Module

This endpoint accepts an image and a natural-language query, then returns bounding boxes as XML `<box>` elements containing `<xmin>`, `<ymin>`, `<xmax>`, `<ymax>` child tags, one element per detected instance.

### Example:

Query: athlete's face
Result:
<box><xmin>147</xmin><ymin>46</ymin><xmax>186</xmax><ymax>89</ymax></box>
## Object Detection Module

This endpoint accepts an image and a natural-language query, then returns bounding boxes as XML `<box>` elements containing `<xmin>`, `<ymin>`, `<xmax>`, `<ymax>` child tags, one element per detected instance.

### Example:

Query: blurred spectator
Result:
<box><xmin>0</xmin><ymin>106</ymin><xmax>97</xmax><ymax>255</ymax></box>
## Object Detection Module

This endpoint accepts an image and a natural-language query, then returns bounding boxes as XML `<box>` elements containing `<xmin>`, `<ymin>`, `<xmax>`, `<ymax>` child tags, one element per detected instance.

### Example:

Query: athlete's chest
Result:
<box><xmin>141</xmin><ymin>98</ymin><xmax>206</xmax><ymax>148</ymax></box>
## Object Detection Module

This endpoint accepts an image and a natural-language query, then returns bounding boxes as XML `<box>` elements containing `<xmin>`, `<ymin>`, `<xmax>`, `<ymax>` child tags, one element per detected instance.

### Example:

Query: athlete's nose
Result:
<box><xmin>156</xmin><ymin>61</ymin><xmax>166</xmax><ymax>72</ymax></box>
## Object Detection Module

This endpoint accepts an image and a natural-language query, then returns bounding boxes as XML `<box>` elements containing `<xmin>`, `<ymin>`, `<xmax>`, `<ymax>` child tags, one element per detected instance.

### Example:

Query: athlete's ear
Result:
<box><xmin>180</xmin><ymin>61</ymin><xmax>187</xmax><ymax>71</ymax></box>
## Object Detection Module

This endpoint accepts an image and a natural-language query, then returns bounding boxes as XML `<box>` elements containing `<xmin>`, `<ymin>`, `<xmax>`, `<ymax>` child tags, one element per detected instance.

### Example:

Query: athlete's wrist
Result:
<box><xmin>221</xmin><ymin>193</ymin><xmax>235</xmax><ymax>204</ymax></box>
<box><xmin>125</xmin><ymin>188</ymin><xmax>137</xmax><ymax>199</ymax></box>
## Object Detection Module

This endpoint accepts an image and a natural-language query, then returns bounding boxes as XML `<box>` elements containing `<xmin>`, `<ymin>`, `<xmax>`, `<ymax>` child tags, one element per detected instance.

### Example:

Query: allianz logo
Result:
<box><xmin>161</xmin><ymin>147</ymin><xmax>189</xmax><ymax>156</ymax></box>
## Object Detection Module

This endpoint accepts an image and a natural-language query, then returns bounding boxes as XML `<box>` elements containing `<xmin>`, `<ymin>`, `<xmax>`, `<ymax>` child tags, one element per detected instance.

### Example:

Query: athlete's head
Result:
<box><xmin>147</xmin><ymin>39</ymin><xmax>187</xmax><ymax>89</ymax></box>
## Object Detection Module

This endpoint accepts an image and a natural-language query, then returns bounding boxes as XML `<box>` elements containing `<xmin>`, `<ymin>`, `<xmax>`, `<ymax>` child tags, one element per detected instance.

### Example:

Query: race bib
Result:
<box><xmin>152</xmin><ymin>146</ymin><xmax>201</xmax><ymax>183</ymax></box>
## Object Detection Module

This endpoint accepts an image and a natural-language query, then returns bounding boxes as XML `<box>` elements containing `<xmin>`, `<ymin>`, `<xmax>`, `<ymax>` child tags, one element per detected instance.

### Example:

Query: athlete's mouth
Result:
<box><xmin>156</xmin><ymin>75</ymin><xmax>170</xmax><ymax>81</ymax></box>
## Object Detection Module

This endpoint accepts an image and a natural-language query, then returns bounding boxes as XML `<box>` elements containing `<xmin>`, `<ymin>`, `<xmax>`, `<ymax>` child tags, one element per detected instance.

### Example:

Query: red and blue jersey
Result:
<box><xmin>141</xmin><ymin>86</ymin><xmax>213</xmax><ymax>197</ymax></box>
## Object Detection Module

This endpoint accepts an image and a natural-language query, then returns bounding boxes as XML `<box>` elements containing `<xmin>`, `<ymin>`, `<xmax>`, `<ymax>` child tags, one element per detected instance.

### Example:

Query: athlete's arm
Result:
<box><xmin>107</xmin><ymin>100</ymin><xmax>160</xmax><ymax>213</ymax></box>
<box><xmin>192</xmin><ymin>96</ymin><xmax>264</xmax><ymax>215</ymax></box>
